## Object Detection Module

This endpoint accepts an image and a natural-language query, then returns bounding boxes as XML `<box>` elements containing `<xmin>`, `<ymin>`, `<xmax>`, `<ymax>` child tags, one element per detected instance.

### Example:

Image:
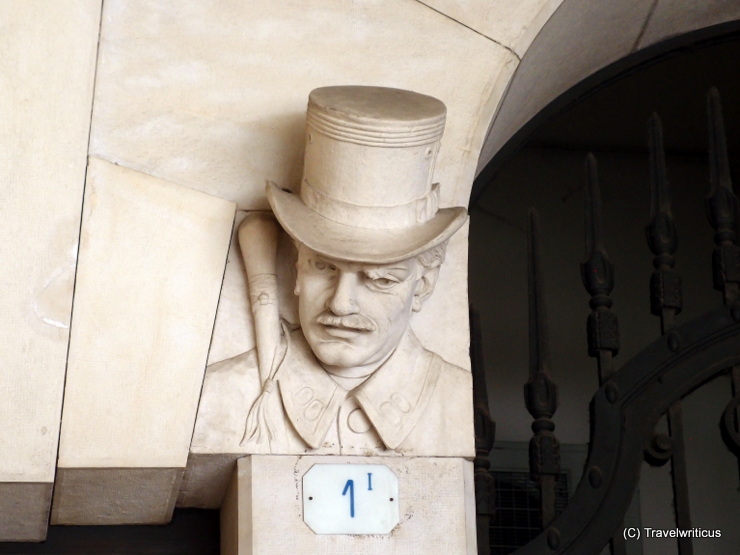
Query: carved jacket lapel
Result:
<box><xmin>276</xmin><ymin>328</ymin><xmax>442</xmax><ymax>451</ymax></box>
<box><xmin>353</xmin><ymin>331</ymin><xmax>441</xmax><ymax>449</ymax></box>
<box><xmin>276</xmin><ymin>329</ymin><xmax>347</xmax><ymax>449</ymax></box>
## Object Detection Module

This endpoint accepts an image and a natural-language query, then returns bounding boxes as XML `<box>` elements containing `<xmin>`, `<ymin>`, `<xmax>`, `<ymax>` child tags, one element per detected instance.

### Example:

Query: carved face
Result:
<box><xmin>295</xmin><ymin>246</ymin><xmax>436</xmax><ymax>375</ymax></box>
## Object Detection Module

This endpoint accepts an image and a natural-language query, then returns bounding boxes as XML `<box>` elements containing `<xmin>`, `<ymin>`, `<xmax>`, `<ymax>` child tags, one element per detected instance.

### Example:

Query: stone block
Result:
<box><xmin>51</xmin><ymin>468</ymin><xmax>182</xmax><ymax>525</ymax></box>
<box><xmin>417</xmin><ymin>0</ymin><xmax>564</xmax><ymax>56</ymax></box>
<box><xmin>0</xmin><ymin>484</ymin><xmax>54</xmax><ymax>542</ymax></box>
<box><xmin>0</xmin><ymin>0</ymin><xmax>101</xmax><ymax>541</ymax></box>
<box><xmin>52</xmin><ymin>157</ymin><xmax>235</xmax><ymax>524</ymax></box>
<box><xmin>89</xmin><ymin>0</ymin><xmax>511</xmax><ymax>210</ymax></box>
<box><xmin>221</xmin><ymin>455</ymin><xmax>476</xmax><ymax>555</ymax></box>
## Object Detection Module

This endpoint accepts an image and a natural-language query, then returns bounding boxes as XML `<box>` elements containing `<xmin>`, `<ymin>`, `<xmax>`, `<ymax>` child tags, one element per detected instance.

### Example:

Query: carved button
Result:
<box><xmin>258</xmin><ymin>292</ymin><xmax>270</xmax><ymax>305</ymax></box>
<box><xmin>304</xmin><ymin>399</ymin><xmax>324</xmax><ymax>421</ymax></box>
<box><xmin>391</xmin><ymin>392</ymin><xmax>411</xmax><ymax>413</ymax></box>
<box><xmin>380</xmin><ymin>402</ymin><xmax>402</xmax><ymax>427</ymax></box>
<box><xmin>295</xmin><ymin>387</ymin><xmax>314</xmax><ymax>405</ymax></box>
<box><xmin>347</xmin><ymin>408</ymin><xmax>372</xmax><ymax>433</ymax></box>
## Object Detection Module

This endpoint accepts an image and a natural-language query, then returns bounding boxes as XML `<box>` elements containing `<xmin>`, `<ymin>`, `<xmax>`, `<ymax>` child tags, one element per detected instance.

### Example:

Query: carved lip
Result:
<box><xmin>321</xmin><ymin>325</ymin><xmax>369</xmax><ymax>339</ymax></box>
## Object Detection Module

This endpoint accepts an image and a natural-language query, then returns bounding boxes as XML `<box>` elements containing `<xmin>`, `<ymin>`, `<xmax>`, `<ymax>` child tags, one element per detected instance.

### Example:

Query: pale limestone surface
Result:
<box><xmin>221</xmin><ymin>456</ymin><xmax>476</xmax><ymax>555</ymax></box>
<box><xmin>54</xmin><ymin>158</ymin><xmax>235</xmax><ymax>524</ymax></box>
<box><xmin>207</xmin><ymin>216</ymin><xmax>469</xmax><ymax>371</ymax></box>
<box><xmin>202</xmin><ymin>89</ymin><xmax>471</xmax><ymax>455</ymax></box>
<box><xmin>0</xmin><ymin>484</ymin><xmax>53</xmax><ymax>543</ymax></box>
<box><xmin>477</xmin><ymin>0</ymin><xmax>656</xmax><ymax>174</ymax></box>
<box><xmin>0</xmin><ymin>0</ymin><xmax>101</xmax><ymax>541</ymax></box>
<box><xmin>637</xmin><ymin>0</ymin><xmax>740</xmax><ymax>49</ymax></box>
<box><xmin>476</xmin><ymin>0</ymin><xmax>740</xmax><ymax>176</ymax></box>
<box><xmin>417</xmin><ymin>0</ymin><xmax>564</xmax><ymax>57</ymax></box>
<box><xmin>184</xmin><ymin>88</ymin><xmax>475</xmax><ymax>509</ymax></box>
<box><xmin>51</xmin><ymin>468</ymin><xmax>181</xmax><ymax>525</ymax></box>
<box><xmin>191</xmin><ymin>327</ymin><xmax>473</xmax><ymax>455</ymax></box>
<box><xmin>89</xmin><ymin>0</ymin><xmax>512</xmax><ymax>210</ymax></box>
<box><xmin>207</xmin><ymin>211</ymin><xmax>299</xmax><ymax>366</ymax></box>
<box><xmin>87</xmin><ymin>11</ymin><xmax>519</xmax><ymax>507</ymax></box>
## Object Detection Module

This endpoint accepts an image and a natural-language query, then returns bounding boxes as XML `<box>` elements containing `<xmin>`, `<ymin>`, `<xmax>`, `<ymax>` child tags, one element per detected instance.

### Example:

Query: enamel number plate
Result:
<box><xmin>302</xmin><ymin>464</ymin><xmax>399</xmax><ymax>535</ymax></box>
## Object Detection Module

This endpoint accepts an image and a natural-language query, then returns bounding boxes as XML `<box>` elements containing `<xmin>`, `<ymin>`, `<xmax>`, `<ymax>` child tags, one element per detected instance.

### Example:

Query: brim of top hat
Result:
<box><xmin>267</xmin><ymin>183</ymin><xmax>468</xmax><ymax>264</ymax></box>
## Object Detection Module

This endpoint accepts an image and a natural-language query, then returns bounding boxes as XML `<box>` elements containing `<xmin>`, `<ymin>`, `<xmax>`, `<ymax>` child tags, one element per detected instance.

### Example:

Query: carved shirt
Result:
<box><xmin>191</xmin><ymin>327</ymin><xmax>473</xmax><ymax>458</ymax></box>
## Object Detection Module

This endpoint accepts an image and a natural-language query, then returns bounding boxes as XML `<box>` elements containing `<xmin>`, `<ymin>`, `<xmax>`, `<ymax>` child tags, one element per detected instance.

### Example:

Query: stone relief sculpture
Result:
<box><xmin>193</xmin><ymin>86</ymin><xmax>472</xmax><ymax>457</ymax></box>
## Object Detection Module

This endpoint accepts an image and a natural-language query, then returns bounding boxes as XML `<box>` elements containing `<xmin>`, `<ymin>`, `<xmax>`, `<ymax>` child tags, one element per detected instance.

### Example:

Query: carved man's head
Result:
<box><xmin>267</xmin><ymin>86</ymin><xmax>466</xmax><ymax>373</ymax></box>
<box><xmin>293</xmin><ymin>241</ymin><xmax>446</xmax><ymax>375</ymax></box>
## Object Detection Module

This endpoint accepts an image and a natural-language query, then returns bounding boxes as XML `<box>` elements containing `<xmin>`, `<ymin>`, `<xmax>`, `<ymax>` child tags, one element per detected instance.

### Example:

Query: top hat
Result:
<box><xmin>267</xmin><ymin>86</ymin><xmax>467</xmax><ymax>264</ymax></box>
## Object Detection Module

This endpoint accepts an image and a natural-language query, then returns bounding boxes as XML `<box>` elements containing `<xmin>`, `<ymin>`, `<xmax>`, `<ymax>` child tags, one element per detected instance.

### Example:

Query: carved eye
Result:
<box><xmin>369</xmin><ymin>276</ymin><xmax>398</xmax><ymax>290</ymax></box>
<box><xmin>313</xmin><ymin>259</ymin><xmax>335</xmax><ymax>272</ymax></box>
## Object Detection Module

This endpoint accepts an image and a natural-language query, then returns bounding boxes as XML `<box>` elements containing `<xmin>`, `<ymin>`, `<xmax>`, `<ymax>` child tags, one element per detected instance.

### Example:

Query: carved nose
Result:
<box><xmin>327</xmin><ymin>272</ymin><xmax>359</xmax><ymax>316</ymax></box>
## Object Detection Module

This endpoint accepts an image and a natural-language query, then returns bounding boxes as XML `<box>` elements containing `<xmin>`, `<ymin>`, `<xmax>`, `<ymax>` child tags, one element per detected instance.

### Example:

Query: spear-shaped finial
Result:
<box><xmin>648</xmin><ymin>113</ymin><xmax>671</xmax><ymax>222</ymax></box>
<box><xmin>646</xmin><ymin>113</ymin><xmax>682</xmax><ymax>333</ymax></box>
<box><xmin>708</xmin><ymin>87</ymin><xmax>734</xmax><ymax>197</ymax></box>
<box><xmin>584</xmin><ymin>153</ymin><xmax>607</xmax><ymax>259</ymax></box>
<box><xmin>581</xmin><ymin>154</ymin><xmax>619</xmax><ymax>383</ymax></box>
<box><xmin>528</xmin><ymin>208</ymin><xmax>551</xmax><ymax>381</ymax></box>
<box><xmin>644</xmin><ymin>114</ymin><xmax>693</xmax><ymax>549</ymax></box>
<box><xmin>524</xmin><ymin>208</ymin><xmax>560</xmax><ymax>529</ymax></box>
<box><xmin>706</xmin><ymin>88</ymin><xmax>739</xmax><ymax>305</ymax></box>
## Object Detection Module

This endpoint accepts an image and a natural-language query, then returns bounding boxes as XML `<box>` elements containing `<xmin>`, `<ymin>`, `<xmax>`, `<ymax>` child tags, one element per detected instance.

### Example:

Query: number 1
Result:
<box><xmin>342</xmin><ymin>479</ymin><xmax>355</xmax><ymax>518</ymax></box>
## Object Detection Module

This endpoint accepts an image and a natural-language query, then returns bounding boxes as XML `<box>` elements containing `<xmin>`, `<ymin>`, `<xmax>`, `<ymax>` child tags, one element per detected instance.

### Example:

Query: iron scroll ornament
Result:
<box><xmin>513</xmin><ymin>303</ymin><xmax>740</xmax><ymax>554</ymax></box>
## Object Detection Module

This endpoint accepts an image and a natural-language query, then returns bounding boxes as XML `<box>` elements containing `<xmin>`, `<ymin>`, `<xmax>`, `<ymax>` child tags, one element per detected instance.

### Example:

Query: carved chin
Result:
<box><xmin>309</xmin><ymin>341</ymin><xmax>364</xmax><ymax>368</ymax></box>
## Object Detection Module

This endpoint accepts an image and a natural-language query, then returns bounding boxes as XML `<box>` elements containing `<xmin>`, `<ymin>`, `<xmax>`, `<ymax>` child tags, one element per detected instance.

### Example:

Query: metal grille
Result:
<box><xmin>489</xmin><ymin>471</ymin><xmax>569</xmax><ymax>555</ymax></box>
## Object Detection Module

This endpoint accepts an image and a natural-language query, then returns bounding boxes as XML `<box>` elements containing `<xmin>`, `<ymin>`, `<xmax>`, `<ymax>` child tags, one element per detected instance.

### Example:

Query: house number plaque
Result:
<box><xmin>302</xmin><ymin>464</ymin><xmax>400</xmax><ymax>535</ymax></box>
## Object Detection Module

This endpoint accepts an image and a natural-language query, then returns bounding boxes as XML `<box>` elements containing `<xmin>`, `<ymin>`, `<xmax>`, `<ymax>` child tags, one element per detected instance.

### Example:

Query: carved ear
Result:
<box><xmin>293</xmin><ymin>252</ymin><xmax>304</xmax><ymax>296</ymax></box>
<box><xmin>293</xmin><ymin>241</ymin><xmax>304</xmax><ymax>296</ymax></box>
<box><xmin>412</xmin><ymin>266</ymin><xmax>439</xmax><ymax>312</ymax></box>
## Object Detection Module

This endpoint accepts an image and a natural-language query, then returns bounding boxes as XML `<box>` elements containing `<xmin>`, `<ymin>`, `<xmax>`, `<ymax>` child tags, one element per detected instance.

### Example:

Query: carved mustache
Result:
<box><xmin>316</xmin><ymin>313</ymin><xmax>377</xmax><ymax>332</ymax></box>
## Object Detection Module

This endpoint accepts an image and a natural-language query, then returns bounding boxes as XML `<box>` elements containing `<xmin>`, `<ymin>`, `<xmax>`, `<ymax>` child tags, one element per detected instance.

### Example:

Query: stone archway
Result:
<box><xmin>476</xmin><ymin>0</ymin><xmax>740</xmax><ymax>191</ymax></box>
<box><xmin>468</xmin><ymin>4</ymin><xmax>740</xmax><ymax>553</ymax></box>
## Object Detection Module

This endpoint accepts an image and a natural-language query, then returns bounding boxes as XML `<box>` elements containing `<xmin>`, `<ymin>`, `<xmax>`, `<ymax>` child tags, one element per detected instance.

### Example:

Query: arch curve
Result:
<box><xmin>473</xmin><ymin>0</ymin><xmax>740</xmax><ymax>202</ymax></box>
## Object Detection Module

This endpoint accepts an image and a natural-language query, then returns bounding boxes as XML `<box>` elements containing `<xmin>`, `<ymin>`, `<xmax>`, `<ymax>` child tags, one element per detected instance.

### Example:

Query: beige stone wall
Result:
<box><xmin>7</xmin><ymin>0</ymin><xmax>739</xmax><ymax>542</ymax></box>
<box><xmin>0</xmin><ymin>1</ymin><xmax>101</xmax><ymax>540</ymax></box>
<box><xmin>2</xmin><ymin>0</ymin><xmax>563</xmax><ymax>538</ymax></box>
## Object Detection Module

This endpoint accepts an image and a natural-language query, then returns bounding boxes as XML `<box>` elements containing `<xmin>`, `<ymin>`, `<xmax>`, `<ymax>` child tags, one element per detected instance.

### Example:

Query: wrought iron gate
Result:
<box><xmin>473</xmin><ymin>88</ymin><xmax>740</xmax><ymax>555</ymax></box>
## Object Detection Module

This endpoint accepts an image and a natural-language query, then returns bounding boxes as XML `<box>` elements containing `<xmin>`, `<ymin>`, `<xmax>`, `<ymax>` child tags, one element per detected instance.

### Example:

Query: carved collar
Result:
<box><xmin>276</xmin><ymin>328</ymin><xmax>440</xmax><ymax>450</ymax></box>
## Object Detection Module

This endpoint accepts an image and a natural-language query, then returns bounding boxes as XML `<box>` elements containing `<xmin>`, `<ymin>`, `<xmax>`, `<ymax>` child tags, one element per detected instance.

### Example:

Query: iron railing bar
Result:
<box><xmin>582</xmin><ymin>154</ymin><xmax>619</xmax><ymax>384</ymax></box>
<box><xmin>706</xmin><ymin>88</ymin><xmax>740</xmax><ymax>486</ymax></box>
<box><xmin>646</xmin><ymin>113</ymin><xmax>693</xmax><ymax>555</ymax></box>
<box><xmin>732</xmin><ymin>366</ymin><xmax>740</xmax><ymax>481</ymax></box>
<box><xmin>647</xmin><ymin>113</ymin><xmax>682</xmax><ymax>334</ymax></box>
<box><xmin>667</xmin><ymin>402</ymin><xmax>693</xmax><ymax>554</ymax></box>
<box><xmin>524</xmin><ymin>208</ymin><xmax>561</xmax><ymax>530</ymax></box>
<box><xmin>579</xmin><ymin>155</ymin><xmax>625</xmax><ymax>555</ymax></box>
<box><xmin>706</xmin><ymin>87</ymin><xmax>739</xmax><ymax>305</ymax></box>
